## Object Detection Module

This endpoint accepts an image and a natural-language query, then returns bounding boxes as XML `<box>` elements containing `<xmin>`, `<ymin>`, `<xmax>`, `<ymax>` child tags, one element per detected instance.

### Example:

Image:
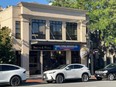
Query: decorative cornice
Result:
<box><xmin>18</xmin><ymin>2</ymin><xmax>87</xmax><ymax>14</ymax></box>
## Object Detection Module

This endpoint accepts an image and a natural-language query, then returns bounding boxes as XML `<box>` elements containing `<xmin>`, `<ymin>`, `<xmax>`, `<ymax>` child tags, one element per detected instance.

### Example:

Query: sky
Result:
<box><xmin>0</xmin><ymin>0</ymin><xmax>49</xmax><ymax>8</ymax></box>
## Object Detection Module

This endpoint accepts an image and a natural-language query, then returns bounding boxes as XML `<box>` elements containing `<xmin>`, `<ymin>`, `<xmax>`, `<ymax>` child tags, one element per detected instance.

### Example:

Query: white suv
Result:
<box><xmin>0</xmin><ymin>64</ymin><xmax>26</xmax><ymax>86</ymax></box>
<box><xmin>43</xmin><ymin>63</ymin><xmax>91</xmax><ymax>83</ymax></box>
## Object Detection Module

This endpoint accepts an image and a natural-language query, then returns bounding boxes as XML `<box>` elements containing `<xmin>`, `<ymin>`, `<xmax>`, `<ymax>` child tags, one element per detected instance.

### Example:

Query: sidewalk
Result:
<box><xmin>26</xmin><ymin>78</ymin><xmax>43</xmax><ymax>83</ymax></box>
<box><xmin>26</xmin><ymin>75</ymin><xmax>96</xmax><ymax>83</ymax></box>
<box><xmin>26</xmin><ymin>75</ymin><xmax>44</xmax><ymax>83</ymax></box>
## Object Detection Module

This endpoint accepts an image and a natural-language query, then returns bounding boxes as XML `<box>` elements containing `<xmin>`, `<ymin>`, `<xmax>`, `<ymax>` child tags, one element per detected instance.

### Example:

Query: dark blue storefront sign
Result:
<box><xmin>54</xmin><ymin>45</ymin><xmax>80</xmax><ymax>51</ymax></box>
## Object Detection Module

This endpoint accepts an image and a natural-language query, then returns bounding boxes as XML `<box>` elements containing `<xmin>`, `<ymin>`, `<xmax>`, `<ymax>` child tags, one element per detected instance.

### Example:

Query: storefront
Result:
<box><xmin>0</xmin><ymin>2</ymin><xmax>87</xmax><ymax>76</ymax></box>
<box><xmin>29</xmin><ymin>42</ymin><xmax>81</xmax><ymax>75</ymax></box>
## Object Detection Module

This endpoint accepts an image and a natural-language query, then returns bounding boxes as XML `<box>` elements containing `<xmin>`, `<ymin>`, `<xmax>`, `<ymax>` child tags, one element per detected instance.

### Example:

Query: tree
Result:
<box><xmin>0</xmin><ymin>27</ymin><xmax>15</xmax><ymax>64</ymax></box>
<box><xmin>48</xmin><ymin>0</ymin><xmax>116</xmax><ymax>46</ymax></box>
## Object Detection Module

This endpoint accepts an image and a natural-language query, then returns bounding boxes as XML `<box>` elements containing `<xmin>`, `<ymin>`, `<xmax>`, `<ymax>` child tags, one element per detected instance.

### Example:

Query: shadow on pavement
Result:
<box><xmin>62</xmin><ymin>79</ymin><xmax>97</xmax><ymax>84</ymax></box>
<box><xmin>20</xmin><ymin>82</ymin><xmax>45</xmax><ymax>86</ymax></box>
<box><xmin>0</xmin><ymin>82</ymin><xmax>46</xmax><ymax>87</ymax></box>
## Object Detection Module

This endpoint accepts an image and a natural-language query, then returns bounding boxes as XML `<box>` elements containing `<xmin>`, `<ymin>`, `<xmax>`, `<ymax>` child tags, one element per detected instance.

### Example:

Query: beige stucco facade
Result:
<box><xmin>0</xmin><ymin>2</ymin><xmax>87</xmax><ymax>76</ymax></box>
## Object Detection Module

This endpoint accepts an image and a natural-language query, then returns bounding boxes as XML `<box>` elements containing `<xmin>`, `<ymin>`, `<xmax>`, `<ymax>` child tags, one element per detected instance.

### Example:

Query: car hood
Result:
<box><xmin>44</xmin><ymin>69</ymin><xmax>63</xmax><ymax>74</ymax></box>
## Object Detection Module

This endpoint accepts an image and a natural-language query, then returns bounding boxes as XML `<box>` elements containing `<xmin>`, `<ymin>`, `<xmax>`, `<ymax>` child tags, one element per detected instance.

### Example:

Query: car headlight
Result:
<box><xmin>49</xmin><ymin>71</ymin><xmax>56</xmax><ymax>74</ymax></box>
<box><xmin>103</xmin><ymin>70</ymin><xmax>108</xmax><ymax>73</ymax></box>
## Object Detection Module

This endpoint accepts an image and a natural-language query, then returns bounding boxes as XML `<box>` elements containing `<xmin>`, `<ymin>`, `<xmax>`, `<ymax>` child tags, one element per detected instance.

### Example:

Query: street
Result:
<box><xmin>19</xmin><ymin>80</ymin><xmax>116</xmax><ymax>87</ymax></box>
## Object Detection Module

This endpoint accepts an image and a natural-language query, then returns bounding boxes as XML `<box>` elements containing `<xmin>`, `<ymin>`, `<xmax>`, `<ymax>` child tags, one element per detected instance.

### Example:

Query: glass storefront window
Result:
<box><xmin>66</xmin><ymin>22</ymin><xmax>77</xmax><ymax>40</ymax></box>
<box><xmin>50</xmin><ymin>21</ymin><xmax>62</xmax><ymax>40</ymax></box>
<box><xmin>43</xmin><ymin>51</ymin><xmax>66</xmax><ymax>71</ymax></box>
<box><xmin>71</xmin><ymin>51</ymin><xmax>81</xmax><ymax>63</ymax></box>
<box><xmin>32</xmin><ymin>19</ymin><xmax>46</xmax><ymax>39</ymax></box>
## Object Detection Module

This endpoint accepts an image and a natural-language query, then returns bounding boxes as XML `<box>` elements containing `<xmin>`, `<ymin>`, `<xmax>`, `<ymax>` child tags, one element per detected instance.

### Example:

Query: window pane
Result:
<box><xmin>32</xmin><ymin>19</ymin><xmax>46</xmax><ymax>39</ymax></box>
<box><xmin>15</xmin><ymin>21</ymin><xmax>21</xmax><ymax>39</ymax></box>
<box><xmin>66</xmin><ymin>22</ymin><xmax>77</xmax><ymax>40</ymax></box>
<box><xmin>32</xmin><ymin>23</ymin><xmax>39</xmax><ymax>34</ymax></box>
<box><xmin>15</xmin><ymin>33</ymin><xmax>21</xmax><ymax>39</ymax></box>
<box><xmin>50</xmin><ymin>21</ymin><xmax>62</xmax><ymax>40</ymax></box>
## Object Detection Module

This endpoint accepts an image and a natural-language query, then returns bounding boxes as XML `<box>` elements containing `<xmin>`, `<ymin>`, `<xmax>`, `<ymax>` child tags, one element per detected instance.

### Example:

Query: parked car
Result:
<box><xmin>43</xmin><ymin>63</ymin><xmax>91</xmax><ymax>83</ymax></box>
<box><xmin>95</xmin><ymin>63</ymin><xmax>116</xmax><ymax>80</ymax></box>
<box><xmin>0</xmin><ymin>64</ymin><xmax>26</xmax><ymax>86</ymax></box>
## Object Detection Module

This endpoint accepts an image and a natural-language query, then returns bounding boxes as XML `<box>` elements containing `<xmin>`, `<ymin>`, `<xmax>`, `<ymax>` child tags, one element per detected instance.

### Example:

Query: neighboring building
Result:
<box><xmin>0</xmin><ymin>2</ymin><xmax>87</xmax><ymax>76</ymax></box>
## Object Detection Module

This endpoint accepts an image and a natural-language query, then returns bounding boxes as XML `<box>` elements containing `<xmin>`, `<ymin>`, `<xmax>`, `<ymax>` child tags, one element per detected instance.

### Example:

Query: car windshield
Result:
<box><xmin>56</xmin><ymin>64</ymin><xmax>68</xmax><ymax>69</ymax></box>
<box><xmin>104</xmin><ymin>63</ymin><xmax>116</xmax><ymax>69</ymax></box>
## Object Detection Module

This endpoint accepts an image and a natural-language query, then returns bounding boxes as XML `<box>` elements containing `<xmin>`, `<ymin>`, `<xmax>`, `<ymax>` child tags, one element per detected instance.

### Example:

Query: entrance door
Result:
<box><xmin>43</xmin><ymin>51</ymin><xmax>51</xmax><ymax>71</ymax></box>
<box><xmin>29</xmin><ymin>51</ymin><xmax>41</xmax><ymax>75</ymax></box>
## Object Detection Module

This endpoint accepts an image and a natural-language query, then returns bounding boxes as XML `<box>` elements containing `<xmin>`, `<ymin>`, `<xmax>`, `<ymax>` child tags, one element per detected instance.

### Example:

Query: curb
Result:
<box><xmin>90</xmin><ymin>75</ymin><xmax>96</xmax><ymax>80</ymax></box>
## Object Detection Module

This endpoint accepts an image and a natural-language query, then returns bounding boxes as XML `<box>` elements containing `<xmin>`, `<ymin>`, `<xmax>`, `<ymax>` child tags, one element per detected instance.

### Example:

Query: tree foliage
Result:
<box><xmin>0</xmin><ymin>27</ymin><xmax>15</xmax><ymax>64</ymax></box>
<box><xmin>48</xmin><ymin>0</ymin><xmax>116</xmax><ymax>46</ymax></box>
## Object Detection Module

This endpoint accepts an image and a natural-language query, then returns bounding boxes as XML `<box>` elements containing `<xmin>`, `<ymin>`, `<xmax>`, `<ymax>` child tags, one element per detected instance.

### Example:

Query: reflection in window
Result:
<box><xmin>50</xmin><ymin>21</ymin><xmax>62</xmax><ymax>40</ymax></box>
<box><xmin>32</xmin><ymin>19</ymin><xmax>46</xmax><ymax>39</ymax></box>
<box><xmin>66</xmin><ymin>22</ymin><xmax>77</xmax><ymax>40</ymax></box>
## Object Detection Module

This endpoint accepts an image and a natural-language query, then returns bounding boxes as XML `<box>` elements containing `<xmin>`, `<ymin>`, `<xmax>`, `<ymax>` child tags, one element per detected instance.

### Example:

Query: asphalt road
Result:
<box><xmin>19</xmin><ymin>80</ymin><xmax>116</xmax><ymax>87</ymax></box>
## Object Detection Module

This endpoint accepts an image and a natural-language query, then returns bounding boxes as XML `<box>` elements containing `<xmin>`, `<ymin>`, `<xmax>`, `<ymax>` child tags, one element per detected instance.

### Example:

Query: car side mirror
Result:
<box><xmin>65</xmin><ymin>67</ymin><xmax>71</xmax><ymax>70</ymax></box>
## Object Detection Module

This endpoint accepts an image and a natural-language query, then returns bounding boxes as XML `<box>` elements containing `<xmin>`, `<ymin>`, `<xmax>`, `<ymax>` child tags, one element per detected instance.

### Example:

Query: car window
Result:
<box><xmin>2</xmin><ymin>65</ymin><xmax>19</xmax><ymax>71</ymax></box>
<box><xmin>105</xmin><ymin>63</ymin><xmax>116</xmax><ymax>69</ymax></box>
<box><xmin>74</xmin><ymin>65</ymin><xmax>83</xmax><ymax>69</ymax></box>
<box><xmin>56</xmin><ymin>64</ymin><xmax>68</xmax><ymax>69</ymax></box>
<box><xmin>68</xmin><ymin>65</ymin><xmax>74</xmax><ymax>69</ymax></box>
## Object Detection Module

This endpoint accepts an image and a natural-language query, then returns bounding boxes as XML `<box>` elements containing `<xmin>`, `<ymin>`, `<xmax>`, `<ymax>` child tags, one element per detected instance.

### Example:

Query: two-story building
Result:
<box><xmin>0</xmin><ymin>2</ymin><xmax>87</xmax><ymax>76</ymax></box>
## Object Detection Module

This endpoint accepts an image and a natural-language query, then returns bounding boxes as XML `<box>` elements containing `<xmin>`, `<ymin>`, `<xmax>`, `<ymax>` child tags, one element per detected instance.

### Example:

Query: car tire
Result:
<box><xmin>82</xmin><ymin>74</ymin><xmax>89</xmax><ymax>82</ymax></box>
<box><xmin>10</xmin><ymin>76</ymin><xmax>21</xmax><ymax>86</ymax></box>
<box><xmin>108</xmin><ymin>74</ymin><xmax>114</xmax><ymax>81</ymax></box>
<box><xmin>56</xmin><ymin>74</ymin><xmax>64</xmax><ymax>83</ymax></box>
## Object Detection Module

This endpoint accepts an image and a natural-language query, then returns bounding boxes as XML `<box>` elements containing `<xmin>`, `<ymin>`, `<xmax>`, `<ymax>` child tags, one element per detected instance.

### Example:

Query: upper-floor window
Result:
<box><xmin>66</xmin><ymin>22</ymin><xmax>77</xmax><ymax>40</ymax></box>
<box><xmin>32</xmin><ymin>19</ymin><xmax>46</xmax><ymax>39</ymax></box>
<box><xmin>15</xmin><ymin>21</ymin><xmax>21</xmax><ymax>39</ymax></box>
<box><xmin>50</xmin><ymin>21</ymin><xmax>62</xmax><ymax>40</ymax></box>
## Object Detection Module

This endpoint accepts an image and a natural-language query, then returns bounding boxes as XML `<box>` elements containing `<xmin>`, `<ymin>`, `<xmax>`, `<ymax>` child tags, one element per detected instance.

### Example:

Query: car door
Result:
<box><xmin>1</xmin><ymin>65</ymin><xmax>15</xmax><ymax>82</ymax></box>
<box><xmin>64</xmin><ymin>65</ymin><xmax>76</xmax><ymax>79</ymax></box>
<box><xmin>0</xmin><ymin>65</ymin><xmax>7</xmax><ymax>82</ymax></box>
<box><xmin>0</xmin><ymin>65</ymin><xmax>2</xmax><ymax>82</ymax></box>
<box><xmin>0</xmin><ymin>65</ymin><xmax>10</xmax><ymax>82</ymax></box>
<box><xmin>73</xmin><ymin>65</ymin><xmax>83</xmax><ymax>78</ymax></box>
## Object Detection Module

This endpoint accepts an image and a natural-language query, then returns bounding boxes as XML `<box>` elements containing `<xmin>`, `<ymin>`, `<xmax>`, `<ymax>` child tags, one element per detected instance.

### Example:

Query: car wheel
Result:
<box><xmin>56</xmin><ymin>75</ymin><xmax>64</xmax><ymax>83</ymax></box>
<box><xmin>108</xmin><ymin>74</ymin><xmax>114</xmax><ymax>81</ymax></box>
<box><xmin>82</xmin><ymin>74</ymin><xmax>89</xmax><ymax>82</ymax></box>
<box><xmin>10</xmin><ymin>76</ymin><xmax>21</xmax><ymax>86</ymax></box>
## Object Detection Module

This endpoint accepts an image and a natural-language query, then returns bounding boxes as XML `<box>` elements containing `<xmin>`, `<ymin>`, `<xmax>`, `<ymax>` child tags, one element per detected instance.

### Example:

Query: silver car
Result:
<box><xmin>43</xmin><ymin>63</ymin><xmax>91</xmax><ymax>83</ymax></box>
